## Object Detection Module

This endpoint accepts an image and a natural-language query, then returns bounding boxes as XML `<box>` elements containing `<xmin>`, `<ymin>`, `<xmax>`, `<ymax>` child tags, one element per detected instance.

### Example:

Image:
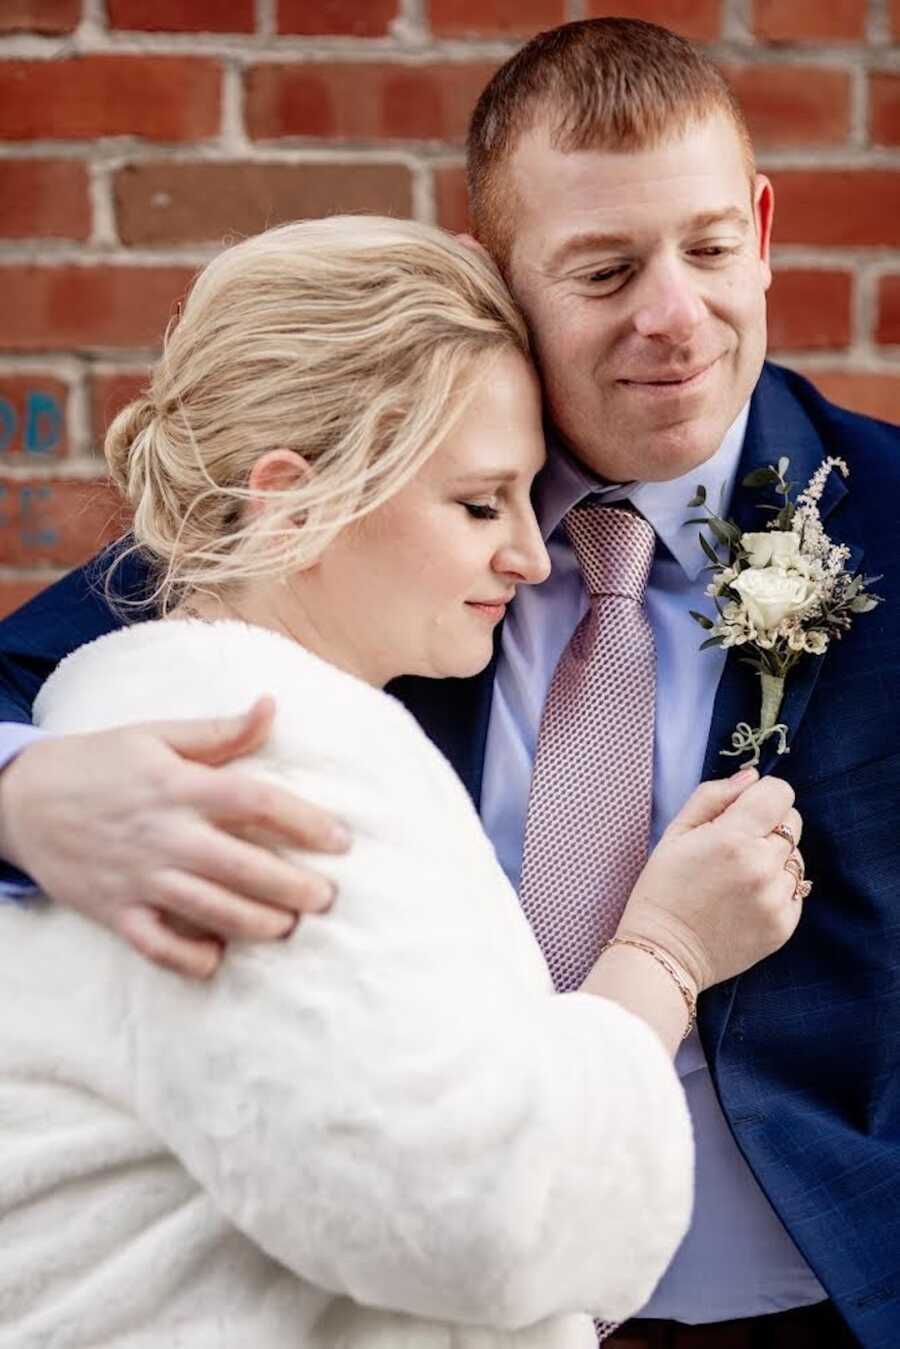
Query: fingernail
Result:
<box><xmin>730</xmin><ymin>767</ymin><xmax>758</xmax><ymax>783</ymax></box>
<box><xmin>327</xmin><ymin>822</ymin><xmax>352</xmax><ymax>851</ymax></box>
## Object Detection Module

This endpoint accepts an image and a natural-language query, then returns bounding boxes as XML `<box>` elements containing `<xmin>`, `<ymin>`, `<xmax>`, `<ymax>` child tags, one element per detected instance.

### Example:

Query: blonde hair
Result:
<box><xmin>105</xmin><ymin>216</ymin><xmax>529</xmax><ymax>613</ymax></box>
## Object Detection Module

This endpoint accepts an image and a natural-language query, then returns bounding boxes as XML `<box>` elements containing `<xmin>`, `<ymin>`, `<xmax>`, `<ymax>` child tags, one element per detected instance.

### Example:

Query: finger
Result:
<box><xmin>665</xmin><ymin>767</ymin><xmax>759</xmax><ymax>835</ymax></box>
<box><xmin>117</xmin><ymin>904</ymin><xmax>224</xmax><ymax>979</ymax></box>
<box><xmin>718</xmin><ymin>774</ymin><xmax>795</xmax><ymax>838</ymax></box>
<box><xmin>194</xmin><ymin>767</ymin><xmax>351</xmax><ymax>853</ymax></box>
<box><xmin>766</xmin><ymin>806</ymin><xmax>803</xmax><ymax>856</ymax></box>
<box><xmin>149</xmin><ymin>869</ymin><xmax>300</xmax><ymax>942</ymax></box>
<box><xmin>777</xmin><ymin>853</ymin><xmax>808</xmax><ymax>906</ymax></box>
<box><xmin>183</xmin><ymin>824</ymin><xmax>337</xmax><ymax>914</ymax></box>
<box><xmin>150</xmin><ymin>696</ymin><xmax>277</xmax><ymax>768</ymax></box>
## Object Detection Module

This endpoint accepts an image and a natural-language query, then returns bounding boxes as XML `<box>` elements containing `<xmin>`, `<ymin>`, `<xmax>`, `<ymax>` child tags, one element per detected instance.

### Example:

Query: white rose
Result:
<box><xmin>741</xmin><ymin>531</ymin><xmax>802</xmax><ymax>569</ymax></box>
<box><xmin>733</xmin><ymin>566</ymin><xmax>816</xmax><ymax>634</ymax></box>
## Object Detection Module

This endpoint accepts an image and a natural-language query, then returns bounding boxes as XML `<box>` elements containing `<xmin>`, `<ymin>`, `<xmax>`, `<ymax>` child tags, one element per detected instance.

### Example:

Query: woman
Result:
<box><xmin>0</xmin><ymin>218</ymin><xmax>802</xmax><ymax>1348</ymax></box>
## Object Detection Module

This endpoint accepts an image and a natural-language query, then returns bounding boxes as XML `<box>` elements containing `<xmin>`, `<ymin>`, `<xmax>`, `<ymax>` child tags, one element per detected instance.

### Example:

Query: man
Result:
<box><xmin>0</xmin><ymin>18</ymin><xmax>897</xmax><ymax>1349</ymax></box>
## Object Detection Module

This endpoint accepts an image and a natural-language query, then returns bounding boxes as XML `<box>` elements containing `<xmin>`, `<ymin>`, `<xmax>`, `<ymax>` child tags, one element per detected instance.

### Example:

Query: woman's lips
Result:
<box><xmin>466</xmin><ymin>601</ymin><xmax>508</xmax><ymax>622</ymax></box>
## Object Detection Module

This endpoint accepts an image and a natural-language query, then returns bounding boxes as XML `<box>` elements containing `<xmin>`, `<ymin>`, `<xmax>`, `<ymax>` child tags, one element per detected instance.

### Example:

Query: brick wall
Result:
<box><xmin>1</xmin><ymin>0</ymin><xmax>898</xmax><ymax>617</ymax></box>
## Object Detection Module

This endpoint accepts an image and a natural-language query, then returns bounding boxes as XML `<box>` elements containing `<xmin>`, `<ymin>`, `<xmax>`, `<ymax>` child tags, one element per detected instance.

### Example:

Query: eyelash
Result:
<box><xmin>462</xmin><ymin>502</ymin><xmax>500</xmax><ymax>521</ymax></box>
<box><xmin>584</xmin><ymin>247</ymin><xmax>736</xmax><ymax>288</ymax></box>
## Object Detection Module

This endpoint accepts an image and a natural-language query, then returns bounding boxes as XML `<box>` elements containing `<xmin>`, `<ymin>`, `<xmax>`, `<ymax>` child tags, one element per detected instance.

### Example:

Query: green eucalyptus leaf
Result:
<box><xmin>849</xmin><ymin>595</ymin><xmax>879</xmax><ymax>613</ymax></box>
<box><xmin>699</xmin><ymin>634</ymin><xmax>726</xmax><ymax>650</ymax></box>
<box><xmin>690</xmin><ymin>610</ymin><xmax>715</xmax><ymax>630</ymax></box>
<box><xmin>687</xmin><ymin>485</ymin><xmax>708</xmax><ymax>508</ymax></box>
<box><xmin>742</xmin><ymin>467</ymin><xmax>779</xmax><ymax>488</ymax></box>
<box><xmin>707</xmin><ymin>517</ymin><xmax>741</xmax><ymax>548</ymax></box>
<box><xmin>699</xmin><ymin>532</ymin><xmax>721</xmax><ymax>565</ymax></box>
<box><xmin>777</xmin><ymin>456</ymin><xmax>790</xmax><ymax>478</ymax></box>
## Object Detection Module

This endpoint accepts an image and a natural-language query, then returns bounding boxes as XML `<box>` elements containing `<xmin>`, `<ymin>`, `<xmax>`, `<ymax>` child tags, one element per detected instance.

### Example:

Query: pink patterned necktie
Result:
<box><xmin>519</xmin><ymin>502</ymin><xmax>657</xmax><ymax>994</ymax></box>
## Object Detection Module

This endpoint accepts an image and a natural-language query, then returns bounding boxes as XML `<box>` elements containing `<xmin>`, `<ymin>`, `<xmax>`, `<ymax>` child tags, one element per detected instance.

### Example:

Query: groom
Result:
<box><xmin>0</xmin><ymin>18</ymin><xmax>897</xmax><ymax>1349</ymax></box>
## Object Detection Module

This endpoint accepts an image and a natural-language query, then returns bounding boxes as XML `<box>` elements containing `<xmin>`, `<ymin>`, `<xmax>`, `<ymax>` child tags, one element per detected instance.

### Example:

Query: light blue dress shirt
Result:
<box><xmin>480</xmin><ymin>405</ymin><xmax>827</xmax><ymax>1323</ymax></box>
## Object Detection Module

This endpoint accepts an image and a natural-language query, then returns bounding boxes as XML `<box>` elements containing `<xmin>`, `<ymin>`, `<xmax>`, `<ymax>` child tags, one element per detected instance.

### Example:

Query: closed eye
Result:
<box><xmin>462</xmin><ymin>502</ymin><xmax>500</xmax><ymax>520</ymax></box>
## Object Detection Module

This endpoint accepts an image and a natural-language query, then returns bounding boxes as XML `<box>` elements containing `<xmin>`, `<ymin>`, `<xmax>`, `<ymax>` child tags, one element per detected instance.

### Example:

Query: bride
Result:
<box><xmin>0</xmin><ymin>217</ymin><xmax>802</xmax><ymax>1349</ymax></box>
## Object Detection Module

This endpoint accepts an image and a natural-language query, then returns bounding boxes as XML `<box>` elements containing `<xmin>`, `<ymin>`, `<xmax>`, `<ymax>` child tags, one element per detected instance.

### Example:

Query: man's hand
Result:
<box><xmin>0</xmin><ymin>697</ymin><xmax>350</xmax><ymax>978</ymax></box>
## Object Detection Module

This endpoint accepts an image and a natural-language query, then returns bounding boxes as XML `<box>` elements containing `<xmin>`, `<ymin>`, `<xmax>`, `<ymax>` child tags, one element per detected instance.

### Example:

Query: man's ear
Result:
<box><xmin>247</xmin><ymin>449</ymin><xmax>309</xmax><ymax>509</ymax></box>
<box><xmin>455</xmin><ymin>232</ymin><xmax>494</xmax><ymax>265</ymax></box>
<box><xmin>754</xmin><ymin>174</ymin><xmax>775</xmax><ymax>291</ymax></box>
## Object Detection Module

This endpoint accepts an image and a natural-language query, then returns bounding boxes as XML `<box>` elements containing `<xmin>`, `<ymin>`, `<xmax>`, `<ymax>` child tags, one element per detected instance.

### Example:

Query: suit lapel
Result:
<box><xmin>699</xmin><ymin>365</ymin><xmax>858</xmax><ymax>1054</ymax></box>
<box><xmin>701</xmin><ymin>366</ymin><xmax>857</xmax><ymax>782</ymax></box>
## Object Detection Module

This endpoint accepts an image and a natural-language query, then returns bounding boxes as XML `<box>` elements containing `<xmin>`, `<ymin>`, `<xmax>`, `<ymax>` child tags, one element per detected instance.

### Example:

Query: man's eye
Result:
<box><xmin>462</xmin><ymin>502</ymin><xmax>500</xmax><ymax>520</ymax></box>
<box><xmin>586</xmin><ymin>266</ymin><xmax>629</xmax><ymax>285</ymax></box>
<box><xmin>691</xmin><ymin>246</ymin><xmax>732</xmax><ymax>258</ymax></box>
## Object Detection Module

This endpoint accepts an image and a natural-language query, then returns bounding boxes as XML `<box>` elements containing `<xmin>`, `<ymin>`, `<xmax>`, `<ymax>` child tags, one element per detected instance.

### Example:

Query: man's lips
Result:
<box><xmin>617</xmin><ymin>356</ymin><xmax>722</xmax><ymax>389</ymax></box>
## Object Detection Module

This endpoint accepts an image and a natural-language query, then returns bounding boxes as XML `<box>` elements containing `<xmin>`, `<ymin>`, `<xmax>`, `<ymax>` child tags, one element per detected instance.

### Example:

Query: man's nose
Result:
<box><xmin>631</xmin><ymin>258</ymin><xmax>706</xmax><ymax>343</ymax></box>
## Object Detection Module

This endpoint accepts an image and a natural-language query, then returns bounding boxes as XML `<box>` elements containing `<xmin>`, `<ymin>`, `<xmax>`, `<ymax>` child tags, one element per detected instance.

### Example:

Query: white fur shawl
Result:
<box><xmin>0</xmin><ymin>620</ymin><xmax>693</xmax><ymax>1348</ymax></box>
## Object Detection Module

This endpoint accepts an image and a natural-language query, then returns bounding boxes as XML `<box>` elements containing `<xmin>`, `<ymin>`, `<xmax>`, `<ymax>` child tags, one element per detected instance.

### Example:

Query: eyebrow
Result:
<box><xmin>547</xmin><ymin>207</ymin><xmax>753</xmax><ymax>272</ymax></box>
<box><xmin>447</xmin><ymin>470</ymin><xmax>520</xmax><ymax>486</ymax></box>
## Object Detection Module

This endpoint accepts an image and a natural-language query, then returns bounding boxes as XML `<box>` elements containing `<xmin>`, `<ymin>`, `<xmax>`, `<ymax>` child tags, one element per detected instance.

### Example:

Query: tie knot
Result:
<box><xmin>564</xmin><ymin>503</ymin><xmax>655</xmax><ymax>601</ymax></box>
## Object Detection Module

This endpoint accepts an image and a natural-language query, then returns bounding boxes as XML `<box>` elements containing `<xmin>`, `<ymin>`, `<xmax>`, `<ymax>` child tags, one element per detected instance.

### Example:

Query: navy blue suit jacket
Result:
<box><xmin>1</xmin><ymin>363</ymin><xmax>898</xmax><ymax>1346</ymax></box>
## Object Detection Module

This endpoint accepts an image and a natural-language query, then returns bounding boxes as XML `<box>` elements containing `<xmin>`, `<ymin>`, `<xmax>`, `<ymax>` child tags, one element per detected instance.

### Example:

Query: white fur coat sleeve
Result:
<box><xmin>34</xmin><ymin>619</ymin><xmax>693</xmax><ymax>1331</ymax></box>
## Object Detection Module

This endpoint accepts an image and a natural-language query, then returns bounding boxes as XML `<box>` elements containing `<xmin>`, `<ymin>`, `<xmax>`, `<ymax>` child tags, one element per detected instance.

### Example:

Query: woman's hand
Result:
<box><xmin>0</xmin><ymin>697</ymin><xmax>350</xmax><ymax>978</ymax></box>
<box><xmin>616</xmin><ymin>768</ymin><xmax>804</xmax><ymax>996</ymax></box>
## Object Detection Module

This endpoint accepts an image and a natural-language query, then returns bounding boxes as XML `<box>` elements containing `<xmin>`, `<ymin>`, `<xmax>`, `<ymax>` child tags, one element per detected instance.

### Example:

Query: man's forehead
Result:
<box><xmin>508</xmin><ymin>110</ymin><xmax>745</xmax><ymax>184</ymax></box>
<box><xmin>505</xmin><ymin>114</ymin><xmax>753</xmax><ymax>255</ymax></box>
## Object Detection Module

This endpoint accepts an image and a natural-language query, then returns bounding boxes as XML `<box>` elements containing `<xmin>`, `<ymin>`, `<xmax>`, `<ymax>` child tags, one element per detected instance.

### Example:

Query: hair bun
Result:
<box><xmin>104</xmin><ymin>394</ymin><xmax>157</xmax><ymax>502</ymax></box>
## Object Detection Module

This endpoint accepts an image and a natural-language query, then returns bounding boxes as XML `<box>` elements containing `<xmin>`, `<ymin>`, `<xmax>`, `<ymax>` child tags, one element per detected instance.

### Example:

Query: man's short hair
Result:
<box><xmin>467</xmin><ymin>17</ymin><xmax>755</xmax><ymax>267</ymax></box>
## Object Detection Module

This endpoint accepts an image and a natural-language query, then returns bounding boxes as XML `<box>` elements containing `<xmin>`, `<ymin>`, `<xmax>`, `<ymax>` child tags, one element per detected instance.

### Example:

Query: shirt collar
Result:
<box><xmin>534</xmin><ymin>401</ymin><xmax>750</xmax><ymax>582</ymax></box>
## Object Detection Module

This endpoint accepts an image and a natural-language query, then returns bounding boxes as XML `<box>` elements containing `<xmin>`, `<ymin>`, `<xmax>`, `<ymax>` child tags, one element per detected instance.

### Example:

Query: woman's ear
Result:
<box><xmin>247</xmin><ymin>449</ymin><xmax>309</xmax><ymax>510</ymax></box>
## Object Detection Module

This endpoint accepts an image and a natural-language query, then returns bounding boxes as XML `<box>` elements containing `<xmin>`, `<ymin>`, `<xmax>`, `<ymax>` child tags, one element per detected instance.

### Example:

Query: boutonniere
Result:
<box><xmin>686</xmin><ymin>455</ymin><xmax>883</xmax><ymax>766</ymax></box>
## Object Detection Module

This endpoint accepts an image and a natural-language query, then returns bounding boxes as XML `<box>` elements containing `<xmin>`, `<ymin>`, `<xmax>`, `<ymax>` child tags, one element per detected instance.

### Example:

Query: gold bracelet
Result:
<box><xmin>599</xmin><ymin>936</ymin><xmax>698</xmax><ymax>1040</ymax></box>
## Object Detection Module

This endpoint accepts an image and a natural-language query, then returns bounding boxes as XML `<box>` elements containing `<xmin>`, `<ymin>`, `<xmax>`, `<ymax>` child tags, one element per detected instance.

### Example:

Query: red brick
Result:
<box><xmin>584</xmin><ymin>0</ymin><xmax>722</xmax><ymax>42</ymax></box>
<box><xmin>0</xmin><ymin>0</ymin><xmax>79</xmax><ymax>33</ymax></box>
<box><xmin>876</xmin><ymin>277</ymin><xmax>900</xmax><ymax>346</ymax></box>
<box><xmin>0</xmin><ymin>376</ymin><xmax>69</xmax><ymax>459</ymax></box>
<box><xmin>769</xmin><ymin>170</ymin><xmax>900</xmax><ymax>247</ymax></box>
<box><xmin>0</xmin><ymin>161</ymin><xmax>90</xmax><ymax>240</ymax></box>
<box><xmin>0</xmin><ymin>265</ymin><xmax>195</xmax><ymax>352</ymax></box>
<box><xmin>767</xmin><ymin>270</ymin><xmax>852</xmax><ymax>351</ymax></box>
<box><xmin>114</xmin><ymin>161</ymin><xmax>413</xmax><ymax>246</ymax></box>
<box><xmin>0</xmin><ymin>477</ymin><xmax>127</xmax><ymax>567</ymax></box>
<box><xmin>434</xmin><ymin>165</ymin><xmax>469</xmax><ymax>234</ymax></box>
<box><xmin>722</xmin><ymin>65</ymin><xmax>850</xmax><ymax>147</ymax></box>
<box><xmin>871</xmin><ymin>73</ymin><xmax>900</xmax><ymax>148</ymax></box>
<box><xmin>90</xmin><ymin>370</ymin><xmax>150</xmax><ymax>450</ymax></box>
<box><xmin>0</xmin><ymin>577</ymin><xmax>55</xmax><ymax>619</ymax></box>
<box><xmin>431</xmin><ymin>0</ymin><xmax>564</xmax><ymax>38</ymax></box>
<box><xmin>108</xmin><ymin>0</ymin><xmax>253</xmax><ymax>30</ymax></box>
<box><xmin>752</xmin><ymin>0</ymin><xmax>866</xmax><ymax>42</ymax></box>
<box><xmin>795</xmin><ymin>369</ymin><xmax>900</xmax><ymax>424</ymax></box>
<box><xmin>278</xmin><ymin>0</ymin><xmax>397</xmax><ymax>35</ymax></box>
<box><xmin>0</xmin><ymin>58</ymin><xmax>221</xmax><ymax>143</ymax></box>
<box><xmin>246</xmin><ymin>62</ymin><xmax>498</xmax><ymax>144</ymax></box>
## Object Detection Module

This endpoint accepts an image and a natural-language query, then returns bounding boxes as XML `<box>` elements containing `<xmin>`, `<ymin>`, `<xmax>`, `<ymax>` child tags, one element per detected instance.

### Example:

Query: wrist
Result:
<box><xmin>601</xmin><ymin>934</ymin><xmax>698</xmax><ymax>1039</ymax></box>
<box><xmin>614</xmin><ymin>910</ymin><xmax>712</xmax><ymax>995</ymax></box>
